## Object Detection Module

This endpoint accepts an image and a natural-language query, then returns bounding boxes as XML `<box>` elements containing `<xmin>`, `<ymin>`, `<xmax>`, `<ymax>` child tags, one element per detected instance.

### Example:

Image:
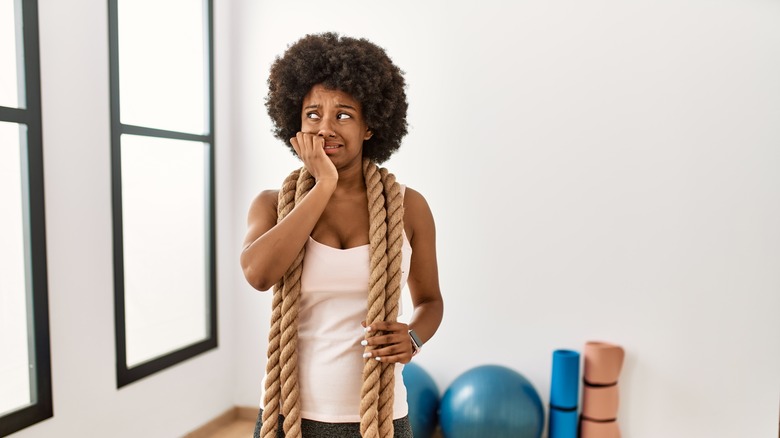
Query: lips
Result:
<box><xmin>323</xmin><ymin>142</ymin><xmax>342</xmax><ymax>154</ymax></box>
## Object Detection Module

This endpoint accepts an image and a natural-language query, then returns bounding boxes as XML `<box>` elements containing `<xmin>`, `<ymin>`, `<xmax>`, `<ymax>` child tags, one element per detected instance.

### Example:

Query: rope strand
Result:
<box><xmin>260</xmin><ymin>169</ymin><xmax>300</xmax><ymax>438</ymax></box>
<box><xmin>377</xmin><ymin>167</ymin><xmax>404</xmax><ymax>437</ymax></box>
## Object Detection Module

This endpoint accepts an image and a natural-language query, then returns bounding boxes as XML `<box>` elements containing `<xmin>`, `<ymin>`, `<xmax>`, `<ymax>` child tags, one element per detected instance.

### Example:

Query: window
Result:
<box><xmin>108</xmin><ymin>0</ymin><xmax>216</xmax><ymax>387</ymax></box>
<box><xmin>0</xmin><ymin>0</ymin><xmax>53</xmax><ymax>435</ymax></box>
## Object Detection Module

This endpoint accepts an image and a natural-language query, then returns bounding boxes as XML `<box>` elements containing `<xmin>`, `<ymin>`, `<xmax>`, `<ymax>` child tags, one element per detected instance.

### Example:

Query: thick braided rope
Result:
<box><xmin>260</xmin><ymin>168</ymin><xmax>314</xmax><ymax>438</ymax></box>
<box><xmin>377</xmin><ymin>168</ymin><xmax>404</xmax><ymax>437</ymax></box>
<box><xmin>359</xmin><ymin>159</ymin><xmax>387</xmax><ymax>438</ymax></box>
<box><xmin>263</xmin><ymin>160</ymin><xmax>402</xmax><ymax>438</ymax></box>
<box><xmin>360</xmin><ymin>159</ymin><xmax>404</xmax><ymax>437</ymax></box>
<box><xmin>259</xmin><ymin>170</ymin><xmax>299</xmax><ymax>438</ymax></box>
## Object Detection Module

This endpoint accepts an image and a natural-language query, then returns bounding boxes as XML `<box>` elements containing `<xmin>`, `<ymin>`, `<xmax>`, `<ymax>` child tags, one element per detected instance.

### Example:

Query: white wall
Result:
<box><xmin>231</xmin><ymin>1</ymin><xmax>780</xmax><ymax>437</ymax></box>
<box><xmin>11</xmin><ymin>0</ymin><xmax>237</xmax><ymax>437</ymax></box>
<box><xmin>9</xmin><ymin>1</ymin><xmax>778</xmax><ymax>437</ymax></box>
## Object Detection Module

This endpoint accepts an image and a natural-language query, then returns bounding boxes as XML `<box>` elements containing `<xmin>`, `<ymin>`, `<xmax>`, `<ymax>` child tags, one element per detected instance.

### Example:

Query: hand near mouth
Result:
<box><xmin>290</xmin><ymin>131</ymin><xmax>338</xmax><ymax>184</ymax></box>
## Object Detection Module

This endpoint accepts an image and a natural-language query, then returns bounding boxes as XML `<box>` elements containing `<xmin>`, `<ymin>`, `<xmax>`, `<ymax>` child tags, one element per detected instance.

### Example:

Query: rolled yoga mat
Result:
<box><xmin>580</xmin><ymin>341</ymin><xmax>625</xmax><ymax>438</ymax></box>
<box><xmin>549</xmin><ymin>349</ymin><xmax>580</xmax><ymax>438</ymax></box>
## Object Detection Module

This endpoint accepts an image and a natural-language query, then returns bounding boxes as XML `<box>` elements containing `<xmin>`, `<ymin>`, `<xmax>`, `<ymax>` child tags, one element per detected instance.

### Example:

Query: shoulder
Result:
<box><xmin>247</xmin><ymin>189</ymin><xmax>279</xmax><ymax>219</ymax></box>
<box><xmin>402</xmin><ymin>186</ymin><xmax>429</xmax><ymax>213</ymax></box>
<box><xmin>402</xmin><ymin>186</ymin><xmax>436</xmax><ymax>242</ymax></box>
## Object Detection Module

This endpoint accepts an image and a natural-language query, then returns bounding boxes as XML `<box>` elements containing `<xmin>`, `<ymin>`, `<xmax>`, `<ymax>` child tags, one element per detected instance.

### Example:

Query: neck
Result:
<box><xmin>334</xmin><ymin>158</ymin><xmax>368</xmax><ymax>194</ymax></box>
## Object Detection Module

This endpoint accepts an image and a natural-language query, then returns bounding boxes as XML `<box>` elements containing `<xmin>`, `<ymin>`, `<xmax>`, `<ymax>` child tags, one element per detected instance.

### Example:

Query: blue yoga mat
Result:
<box><xmin>548</xmin><ymin>349</ymin><xmax>581</xmax><ymax>438</ymax></box>
<box><xmin>550</xmin><ymin>349</ymin><xmax>580</xmax><ymax>409</ymax></box>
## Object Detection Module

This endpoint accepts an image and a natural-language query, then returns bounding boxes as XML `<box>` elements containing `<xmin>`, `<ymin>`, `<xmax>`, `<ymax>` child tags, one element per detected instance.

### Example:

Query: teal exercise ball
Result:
<box><xmin>402</xmin><ymin>362</ymin><xmax>440</xmax><ymax>438</ymax></box>
<box><xmin>439</xmin><ymin>364</ymin><xmax>545</xmax><ymax>438</ymax></box>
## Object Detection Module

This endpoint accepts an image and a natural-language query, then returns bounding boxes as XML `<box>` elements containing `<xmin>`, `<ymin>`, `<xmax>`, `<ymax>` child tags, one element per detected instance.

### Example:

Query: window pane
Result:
<box><xmin>0</xmin><ymin>122</ymin><xmax>32</xmax><ymax>415</ymax></box>
<box><xmin>0</xmin><ymin>0</ymin><xmax>23</xmax><ymax>108</ymax></box>
<box><xmin>120</xmin><ymin>134</ymin><xmax>209</xmax><ymax>367</ymax></box>
<box><xmin>117</xmin><ymin>0</ymin><xmax>206</xmax><ymax>134</ymax></box>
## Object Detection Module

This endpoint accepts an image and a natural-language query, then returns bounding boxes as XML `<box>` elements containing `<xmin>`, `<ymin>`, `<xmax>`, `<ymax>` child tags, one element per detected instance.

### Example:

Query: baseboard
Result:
<box><xmin>182</xmin><ymin>406</ymin><xmax>257</xmax><ymax>438</ymax></box>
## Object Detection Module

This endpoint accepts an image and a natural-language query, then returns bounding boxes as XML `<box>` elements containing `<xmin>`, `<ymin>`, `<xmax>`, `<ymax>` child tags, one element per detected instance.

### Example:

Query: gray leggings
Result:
<box><xmin>253</xmin><ymin>409</ymin><xmax>413</xmax><ymax>438</ymax></box>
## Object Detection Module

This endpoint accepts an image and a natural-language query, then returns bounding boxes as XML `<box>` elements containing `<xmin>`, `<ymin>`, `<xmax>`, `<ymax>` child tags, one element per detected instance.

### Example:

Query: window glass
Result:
<box><xmin>0</xmin><ymin>122</ymin><xmax>32</xmax><ymax>415</ymax></box>
<box><xmin>120</xmin><ymin>134</ymin><xmax>209</xmax><ymax>367</ymax></box>
<box><xmin>0</xmin><ymin>0</ymin><xmax>23</xmax><ymax>108</ymax></box>
<box><xmin>117</xmin><ymin>0</ymin><xmax>206</xmax><ymax>134</ymax></box>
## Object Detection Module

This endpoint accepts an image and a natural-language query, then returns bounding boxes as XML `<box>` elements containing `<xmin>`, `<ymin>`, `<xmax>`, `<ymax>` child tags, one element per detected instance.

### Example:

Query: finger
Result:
<box><xmin>369</xmin><ymin>342</ymin><xmax>411</xmax><ymax>358</ymax></box>
<box><xmin>363</xmin><ymin>333</ymin><xmax>406</xmax><ymax>347</ymax></box>
<box><xmin>362</xmin><ymin>343</ymin><xmax>410</xmax><ymax>361</ymax></box>
<box><xmin>290</xmin><ymin>137</ymin><xmax>300</xmax><ymax>156</ymax></box>
<box><xmin>312</xmin><ymin>134</ymin><xmax>324</xmax><ymax>149</ymax></box>
<box><xmin>298</xmin><ymin>132</ymin><xmax>311</xmax><ymax>152</ymax></box>
<box><xmin>373</xmin><ymin>352</ymin><xmax>413</xmax><ymax>365</ymax></box>
<box><xmin>366</xmin><ymin>321</ymin><xmax>408</xmax><ymax>334</ymax></box>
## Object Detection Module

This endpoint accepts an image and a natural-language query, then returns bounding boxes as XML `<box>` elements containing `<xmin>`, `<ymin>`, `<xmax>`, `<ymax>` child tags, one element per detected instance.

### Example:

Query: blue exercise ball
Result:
<box><xmin>439</xmin><ymin>364</ymin><xmax>545</xmax><ymax>438</ymax></box>
<box><xmin>402</xmin><ymin>362</ymin><xmax>440</xmax><ymax>438</ymax></box>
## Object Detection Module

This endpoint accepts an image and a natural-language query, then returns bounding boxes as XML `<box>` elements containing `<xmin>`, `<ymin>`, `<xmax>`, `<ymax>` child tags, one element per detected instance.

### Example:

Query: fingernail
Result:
<box><xmin>375</xmin><ymin>357</ymin><xmax>382</xmax><ymax>361</ymax></box>
<box><xmin>363</xmin><ymin>352</ymin><xmax>371</xmax><ymax>358</ymax></box>
<box><xmin>361</xmin><ymin>340</ymin><xmax>368</xmax><ymax>346</ymax></box>
<box><xmin>364</xmin><ymin>326</ymin><xmax>372</xmax><ymax>333</ymax></box>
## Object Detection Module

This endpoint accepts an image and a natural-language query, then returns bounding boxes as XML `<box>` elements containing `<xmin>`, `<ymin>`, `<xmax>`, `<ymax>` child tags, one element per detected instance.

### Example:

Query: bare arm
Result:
<box><xmin>403</xmin><ymin>187</ymin><xmax>444</xmax><ymax>345</ymax></box>
<box><xmin>240</xmin><ymin>133</ymin><xmax>338</xmax><ymax>291</ymax></box>
<box><xmin>240</xmin><ymin>180</ymin><xmax>336</xmax><ymax>291</ymax></box>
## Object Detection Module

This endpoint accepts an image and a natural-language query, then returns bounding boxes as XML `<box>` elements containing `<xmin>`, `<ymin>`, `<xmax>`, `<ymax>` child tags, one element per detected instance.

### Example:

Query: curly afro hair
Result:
<box><xmin>266</xmin><ymin>32</ymin><xmax>408</xmax><ymax>164</ymax></box>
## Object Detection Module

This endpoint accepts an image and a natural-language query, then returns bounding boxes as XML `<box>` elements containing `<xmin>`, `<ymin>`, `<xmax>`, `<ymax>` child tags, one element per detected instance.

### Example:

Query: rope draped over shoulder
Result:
<box><xmin>260</xmin><ymin>158</ymin><xmax>405</xmax><ymax>438</ymax></box>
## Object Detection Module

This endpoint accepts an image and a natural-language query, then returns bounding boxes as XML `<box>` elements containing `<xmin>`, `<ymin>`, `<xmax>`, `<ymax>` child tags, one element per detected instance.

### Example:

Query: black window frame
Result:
<box><xmin>0</xmin><ymin>0</ymin><xmax>53</xmax><ymax>435</ymax></box>
<box><xmin>107</xmin><ymin>0</ymin><xmax>217</xmax><ymax>388</ymax></box>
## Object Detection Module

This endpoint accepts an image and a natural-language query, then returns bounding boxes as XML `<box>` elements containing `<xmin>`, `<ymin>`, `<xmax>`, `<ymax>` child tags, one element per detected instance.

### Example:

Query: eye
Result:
<box><xmin>337</xmin><ymin>113</ymin><xmax>352</xmax><ymax>120</ymax></box>
<box><xmin>306</xmin><ymin>112</ymin><xmax>320</xmax><ymax>120</ymax></box>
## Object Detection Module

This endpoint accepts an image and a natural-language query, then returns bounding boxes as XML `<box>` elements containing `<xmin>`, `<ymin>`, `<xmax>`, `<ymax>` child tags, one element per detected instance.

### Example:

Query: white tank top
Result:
<box><xmin>262</xmin><ymin>190</ymin><xmax>413</xmax><ymax>422</ymax></box>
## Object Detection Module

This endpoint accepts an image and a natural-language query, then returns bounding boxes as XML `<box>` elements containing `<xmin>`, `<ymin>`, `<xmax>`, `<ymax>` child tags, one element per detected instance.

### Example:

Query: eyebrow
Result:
<box><xmin>303</xmin><ymin>103</ymin><xmax>358</xmax><ymax>111</ymax></box>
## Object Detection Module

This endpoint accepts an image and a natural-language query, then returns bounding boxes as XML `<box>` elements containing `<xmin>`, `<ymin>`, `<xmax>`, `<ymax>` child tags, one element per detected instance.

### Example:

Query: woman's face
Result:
<box><xmin>300</xmin><ymin>84</ymin><xmax>372</xmax><ymax>167</ymax></box>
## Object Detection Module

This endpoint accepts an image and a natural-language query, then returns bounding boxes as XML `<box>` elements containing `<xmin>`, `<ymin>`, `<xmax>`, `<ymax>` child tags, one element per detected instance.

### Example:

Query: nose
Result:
<box><xmin>317</xmin><ymin>127</ymin><xmax>336</xmax><ymax>137</ymax></box>
<box><xmin>317</xmin><ymin>117</ymin><xmax>336</xmax><ymax>137</ymax></box>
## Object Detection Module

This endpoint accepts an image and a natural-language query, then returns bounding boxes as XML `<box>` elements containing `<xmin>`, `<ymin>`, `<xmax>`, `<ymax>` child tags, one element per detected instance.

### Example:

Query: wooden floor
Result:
<box><xmin>183</xmin><ymin>406</ymin><xmax>256</xmax><ymax>438</ymax></box>
<box><xmin>200</xmin><ymin>418</ymin><xmax>254</xmax><ymax>438</ymax></box>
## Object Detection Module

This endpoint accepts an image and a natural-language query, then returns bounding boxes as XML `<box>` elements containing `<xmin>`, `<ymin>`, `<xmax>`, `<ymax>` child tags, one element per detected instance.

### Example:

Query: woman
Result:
<box><xmin>241</xmin><ymin>32</ymin><xmax>443</xmax><ymax>438</ymax></box>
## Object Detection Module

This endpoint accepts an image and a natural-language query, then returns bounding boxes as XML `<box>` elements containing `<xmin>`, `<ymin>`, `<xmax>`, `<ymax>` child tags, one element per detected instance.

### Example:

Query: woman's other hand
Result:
<box><xmin>361</xmin><ymin>321</ymin><xmax>415</xmax><ymax>364</ymax></box>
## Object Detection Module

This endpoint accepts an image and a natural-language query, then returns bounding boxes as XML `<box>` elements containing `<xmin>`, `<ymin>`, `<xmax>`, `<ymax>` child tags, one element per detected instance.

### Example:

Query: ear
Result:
<box><xmin>364</xmin><ymin>129</ymin><xmax>373</xmax><ymax>140</ymax></box>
